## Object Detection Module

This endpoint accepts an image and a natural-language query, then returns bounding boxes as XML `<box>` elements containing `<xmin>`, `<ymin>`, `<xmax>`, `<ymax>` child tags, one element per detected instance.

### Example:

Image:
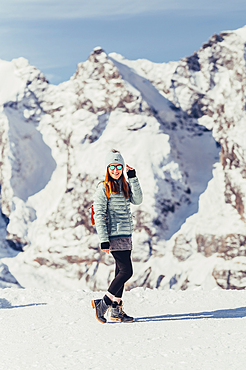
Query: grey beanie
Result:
<box><xmin>105</xmin><ymin>151</ymin><xmax>125</xmax><ymax>168</ymax></box>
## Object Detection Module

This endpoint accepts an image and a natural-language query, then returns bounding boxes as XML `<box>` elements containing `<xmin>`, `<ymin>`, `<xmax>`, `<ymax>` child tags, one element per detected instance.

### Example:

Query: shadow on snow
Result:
<box><xmin>0</xmin><ymin>298</ymin><xmax>47</xmax><ymax>309</ymax></box>
<box><xmin>135</xmin><ymin>306</ymin><xmax>246</xmax><ymax>322</ymax></box>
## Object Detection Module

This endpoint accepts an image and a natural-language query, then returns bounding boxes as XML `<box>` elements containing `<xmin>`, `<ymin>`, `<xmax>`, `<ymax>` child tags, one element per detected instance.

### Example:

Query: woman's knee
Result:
<box><xmin>123</xmin><ymin>264</ymin><xmax>133</xmax><ymax>281</ymax></box>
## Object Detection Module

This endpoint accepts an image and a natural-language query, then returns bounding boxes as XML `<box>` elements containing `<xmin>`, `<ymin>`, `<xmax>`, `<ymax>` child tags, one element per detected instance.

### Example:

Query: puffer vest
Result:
<box><xmin>93</xmin><ymin>176</ymin><xmax>143</xmax><ymax>243</ymax></box>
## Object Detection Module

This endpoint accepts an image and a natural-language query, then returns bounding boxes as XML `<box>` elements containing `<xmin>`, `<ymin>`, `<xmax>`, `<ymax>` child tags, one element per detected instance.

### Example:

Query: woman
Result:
<box><xmin>91</xmin><ymin>149</ymin><xmax>143</xmax><ymax>323</ymax></box>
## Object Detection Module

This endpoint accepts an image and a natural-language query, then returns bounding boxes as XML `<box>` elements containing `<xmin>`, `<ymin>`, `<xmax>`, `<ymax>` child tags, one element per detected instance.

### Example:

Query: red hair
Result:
<box><xmin>104</xmin><ymin>168</ymin><xmax>129</xmax><ymax>199</ymax></box>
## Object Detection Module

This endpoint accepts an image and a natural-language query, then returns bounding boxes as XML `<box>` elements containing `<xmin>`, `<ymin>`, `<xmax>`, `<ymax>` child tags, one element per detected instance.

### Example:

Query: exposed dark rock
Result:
<box><xmin>6</xmin><ymin>238</ymin><xmax>25</xmax><ymax>252</ymax></box>
<box><xmin>186</xmin><ymin>53</ymin><xmax>201</xmax><ymax>72</ymax></box>
<box><xmin>197</xmin><ymin>234</ymin><xmax>246</xmax><ymax>259</ymax></box>
<box><xmin>202</xmin><ymin>33</ymin><xmax>224</xmax><ymax>49</ymax></box>
<box><xmin>173</xmin><ymin>234</ymin><xmax>193</xmax><ymax>261</ymax></box>
<box><xmin>213</xmin><ymin>260</ymin><xmax>246</xmax><ymax>289</ymax></box>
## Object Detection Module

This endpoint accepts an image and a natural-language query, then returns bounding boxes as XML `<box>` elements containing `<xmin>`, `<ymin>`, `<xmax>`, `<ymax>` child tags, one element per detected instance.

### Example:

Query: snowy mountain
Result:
<box><xmin>0</xmin><ymin>26</ymin><xmax>246</xmax><ymax>291</ymax></box>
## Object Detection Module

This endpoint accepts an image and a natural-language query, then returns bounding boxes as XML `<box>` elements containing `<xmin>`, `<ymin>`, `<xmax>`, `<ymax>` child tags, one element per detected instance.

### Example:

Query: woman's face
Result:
<box><xmin>108</xmin><ymin>162</ymin><xmax>123</xmax><ymax>180</ymax></box>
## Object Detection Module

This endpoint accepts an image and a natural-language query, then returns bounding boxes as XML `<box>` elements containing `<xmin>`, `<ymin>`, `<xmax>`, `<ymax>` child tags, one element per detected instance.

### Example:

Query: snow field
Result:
<box><xmin>0</xmin><ymin>288</ymin><xmax>246</xmax><ymax>370</ymax></box>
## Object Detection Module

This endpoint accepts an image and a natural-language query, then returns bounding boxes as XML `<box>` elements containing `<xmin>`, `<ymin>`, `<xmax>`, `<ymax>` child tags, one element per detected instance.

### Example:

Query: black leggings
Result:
<box><xmin>108</xmin><ymin>250</ymin><xmax>133</xmax><ymax>298</ymax></box>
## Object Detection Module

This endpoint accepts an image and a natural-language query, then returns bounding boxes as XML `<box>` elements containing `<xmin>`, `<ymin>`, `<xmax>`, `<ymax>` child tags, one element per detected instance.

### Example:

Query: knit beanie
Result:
<box><xmin>105</xmin><ymin>150</ymin><xmax>125</xmax><ymax>169</ymax></box>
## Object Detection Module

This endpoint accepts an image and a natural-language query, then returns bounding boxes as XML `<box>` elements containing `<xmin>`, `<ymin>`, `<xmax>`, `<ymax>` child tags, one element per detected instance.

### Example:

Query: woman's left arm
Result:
<box><xmin>126</xmin><ymin>164</ymin><xmax>143</xmax><ymax>205</ymax></box>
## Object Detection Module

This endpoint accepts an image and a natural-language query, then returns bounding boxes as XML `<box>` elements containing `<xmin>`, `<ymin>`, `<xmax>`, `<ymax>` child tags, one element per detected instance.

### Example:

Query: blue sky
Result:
<box><xmin>0</xmin><ymin>0</ymin><xmax>246</xmax><ymax>84</ymax></box>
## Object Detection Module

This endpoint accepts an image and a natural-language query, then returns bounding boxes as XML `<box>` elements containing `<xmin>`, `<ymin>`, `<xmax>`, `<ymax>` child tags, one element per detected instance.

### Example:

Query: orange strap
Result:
<box><xmin>90</xmin><ymin>182</ymin><xmax>111</xmax><ymax>226</ymax></box>
<box><xmin>90</xmin><ymin>205</ymin><xmax>95</xmax><ymax>225</ymax></box>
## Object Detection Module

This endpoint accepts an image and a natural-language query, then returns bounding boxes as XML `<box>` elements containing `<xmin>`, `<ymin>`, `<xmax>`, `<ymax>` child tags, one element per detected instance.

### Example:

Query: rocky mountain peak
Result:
<box><xmin>70</xmin><ymin>47</ymin><xmax>150</xmax><ymax>115</ymax></box>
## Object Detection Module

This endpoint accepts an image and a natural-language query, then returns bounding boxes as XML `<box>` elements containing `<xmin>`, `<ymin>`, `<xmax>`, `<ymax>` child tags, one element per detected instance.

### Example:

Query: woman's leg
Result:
<box><xmin>108</xmin><ymin>251</ymin><xmax>134</xmax><ymax>322</ymax></box>
<box><xmin>93</xmin><ymin>250</ymin><xmax>134</xmax><ymax>323</ymax></box>
<box><xmin>113</xmin><ymin>257</ymin><xmax>124</xmax><ymax>301</ymax></box>
<box><xmin>107</xmin><ymin>250</ymin><xmax>133</xmax><ymax>298</ymax></box>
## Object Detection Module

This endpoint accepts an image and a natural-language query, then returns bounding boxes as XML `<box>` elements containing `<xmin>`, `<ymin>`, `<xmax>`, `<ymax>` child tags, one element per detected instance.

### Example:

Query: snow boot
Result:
<box><xmin>91</xmin><ymin>298</ymin><xmax>111</xmax><ymax>324</ymax></box>
<box><xmin>110</xmin><ymin>300</ymin><xmax>134</xmax><ymax>323</ymax></box>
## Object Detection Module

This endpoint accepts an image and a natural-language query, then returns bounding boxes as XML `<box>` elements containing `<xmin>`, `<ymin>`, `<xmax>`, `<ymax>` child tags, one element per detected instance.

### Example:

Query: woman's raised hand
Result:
<box><xmin>126</xmin><ymin>164</ymin><xmax>134</xmax><ymax>172</ymax></box>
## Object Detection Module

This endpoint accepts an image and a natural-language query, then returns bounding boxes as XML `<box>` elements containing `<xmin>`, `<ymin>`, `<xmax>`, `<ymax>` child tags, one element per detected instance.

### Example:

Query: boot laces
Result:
<box><xmin>119</xmin><ymin>304</ymin><xmax>127</xmax><ymax>316</ymax></box>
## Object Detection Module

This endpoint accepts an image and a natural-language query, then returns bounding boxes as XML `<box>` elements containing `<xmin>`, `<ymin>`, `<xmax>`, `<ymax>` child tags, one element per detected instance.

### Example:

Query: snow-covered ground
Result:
<box><xmin>1</xmin><ymin>287</ymin><xmax>246</xmax><ymax>370</ymax></box>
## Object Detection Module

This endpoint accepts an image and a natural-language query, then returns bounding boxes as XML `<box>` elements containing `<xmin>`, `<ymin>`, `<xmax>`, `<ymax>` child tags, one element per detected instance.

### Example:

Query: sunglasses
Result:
<box><xmin>108</xmin><ymin>164</ymin><xmax>123</xmax><ymax>170</ymax></box>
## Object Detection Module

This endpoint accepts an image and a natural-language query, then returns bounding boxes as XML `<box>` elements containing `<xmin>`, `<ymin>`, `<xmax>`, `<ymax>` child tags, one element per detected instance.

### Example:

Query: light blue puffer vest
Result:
<box><xmin>93</xmin><ymin>176</ymin><xmax>143</xmax><ymax>243</ymax></box>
